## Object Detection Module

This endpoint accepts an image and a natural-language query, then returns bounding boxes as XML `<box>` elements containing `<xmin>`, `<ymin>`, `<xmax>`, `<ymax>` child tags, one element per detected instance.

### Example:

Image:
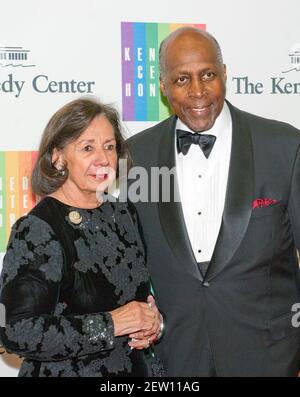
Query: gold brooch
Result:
<box><xmin>68</xmin><ymin>210</ymin><xmax>82</xmax><ymax>225</ymax></box>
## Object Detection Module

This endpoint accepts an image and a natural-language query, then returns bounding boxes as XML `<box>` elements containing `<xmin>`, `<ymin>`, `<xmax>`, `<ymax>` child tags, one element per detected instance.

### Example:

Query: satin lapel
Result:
<box><xmin>205</xmin><ymin>103</ymin><xmax>254</xmax><ymax>281</ymax></box>
<box><xmin>157</xmin><ymin>116</ymin><xmax>203</xmax><ymax>281</ymax></box>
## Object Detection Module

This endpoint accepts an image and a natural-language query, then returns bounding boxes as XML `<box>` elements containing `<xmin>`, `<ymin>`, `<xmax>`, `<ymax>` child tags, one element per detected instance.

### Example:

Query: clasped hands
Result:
<box><xmin>110</xmin><ymin>295</ymin><xmax>162</xmax><ymax>350</ymax></box>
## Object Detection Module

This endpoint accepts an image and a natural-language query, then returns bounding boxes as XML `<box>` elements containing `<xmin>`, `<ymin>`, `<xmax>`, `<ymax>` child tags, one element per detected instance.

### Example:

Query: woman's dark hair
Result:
<box><xmin>31</xmin><ymin>97</ymin><xmax>131</xmax><ymax>196</ymax></box>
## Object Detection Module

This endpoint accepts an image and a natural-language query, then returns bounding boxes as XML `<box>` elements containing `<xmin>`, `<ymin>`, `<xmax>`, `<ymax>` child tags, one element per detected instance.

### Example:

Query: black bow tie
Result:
<box><xmin>176</xmin><ymin>129</ymin><xmax>216</xmax><ymax>158</ymax></box>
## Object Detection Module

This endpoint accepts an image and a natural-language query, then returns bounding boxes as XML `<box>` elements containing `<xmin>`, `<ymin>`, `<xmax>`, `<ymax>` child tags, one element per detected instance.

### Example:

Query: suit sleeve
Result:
<box><xmin>0</xmin><ymin>215</ymin><xmax>114</xmax><ymax>361</ymax></box>
<box><xmin>288</xmin><ymin>143</ymin><xmax>300</xmax><ymax>251</ymax></box>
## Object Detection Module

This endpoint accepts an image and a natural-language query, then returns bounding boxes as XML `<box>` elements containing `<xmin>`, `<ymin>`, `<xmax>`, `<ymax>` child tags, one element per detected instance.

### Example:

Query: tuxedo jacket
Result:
<box><xmin>127</xmin><ymin>101</ymin><xmax>300</xmax><ymax>376</ymax></box>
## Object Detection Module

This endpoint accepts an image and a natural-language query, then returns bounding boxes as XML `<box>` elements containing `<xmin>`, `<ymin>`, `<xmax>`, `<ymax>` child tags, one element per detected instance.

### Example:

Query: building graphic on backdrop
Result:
<box><xmin>0</xmin><ymin>46</ymin><xmax>35</xmax><ymax>67</ymax></box>
<box><xmin>121</xmin><ymin>22</ymin><xmax>206</xmax><ymax>121</ymax></box>
<box><xmin>282</xmin><ymin>43</ymin><xmax>300</xmax><ymax>73</ymax></box>
<box><xmin>0</xmin><ymin>152</ymin><xmax>38</xmax><ymax>252</ymax></box>
<box><xmin>290</xmin><ymin>51</ymin><xmax>300</xmax><ymax>65</ymax></box>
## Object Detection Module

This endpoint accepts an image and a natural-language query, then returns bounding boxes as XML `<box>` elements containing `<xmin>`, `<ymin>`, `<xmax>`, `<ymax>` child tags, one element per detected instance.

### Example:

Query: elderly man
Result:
<box><xmin>127</xmin><ymin>27</ymin><xmax>300</xmax><ymax>376</ymax></box>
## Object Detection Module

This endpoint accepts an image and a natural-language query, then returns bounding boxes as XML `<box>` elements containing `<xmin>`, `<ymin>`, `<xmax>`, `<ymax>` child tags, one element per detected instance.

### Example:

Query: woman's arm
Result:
<box><xmin>0</xmin><ymin>215</ymin><xmax>115</xmax><ymax>361</ymax></box>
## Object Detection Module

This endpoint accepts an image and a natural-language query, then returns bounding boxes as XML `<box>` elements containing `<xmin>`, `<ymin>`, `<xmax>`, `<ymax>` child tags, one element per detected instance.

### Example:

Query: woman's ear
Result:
<box><xmin>51</xmin><ymin>148</ymin><xmax>64</xmax><ymax>170</ymax></box>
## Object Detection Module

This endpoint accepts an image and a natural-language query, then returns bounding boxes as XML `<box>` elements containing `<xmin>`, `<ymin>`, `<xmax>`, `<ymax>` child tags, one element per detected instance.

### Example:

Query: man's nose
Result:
<box><xmin>188</xmin><ymin>78</ymin><xmax>205</xmax><ymax>98</ymax></box>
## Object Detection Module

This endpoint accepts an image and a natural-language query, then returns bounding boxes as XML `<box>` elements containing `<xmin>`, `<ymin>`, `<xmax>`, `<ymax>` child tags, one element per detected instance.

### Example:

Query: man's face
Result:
<box><xmin>160</xmin><ymin>32</ymin><xmax>227</xmax><ymax>132</ymax></box>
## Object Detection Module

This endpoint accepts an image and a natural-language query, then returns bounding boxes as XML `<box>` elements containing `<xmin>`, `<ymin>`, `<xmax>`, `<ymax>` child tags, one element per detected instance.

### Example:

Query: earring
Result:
<box><xmin>56</xmin><ymin>166</ymin><xmax>66</xmax><ymax>176</ymax></box>
<box><xmin>56</xmin><ymin>168</ymin><xmax>66</xmax><ymax>176</ymax></box>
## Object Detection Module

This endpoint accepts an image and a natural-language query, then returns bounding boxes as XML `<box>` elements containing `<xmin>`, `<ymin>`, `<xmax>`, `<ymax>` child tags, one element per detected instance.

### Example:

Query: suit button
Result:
<box><xmin>203</xmin><ymin>281</ymin><xmax>210</xmax><ymax>287</ymax></box>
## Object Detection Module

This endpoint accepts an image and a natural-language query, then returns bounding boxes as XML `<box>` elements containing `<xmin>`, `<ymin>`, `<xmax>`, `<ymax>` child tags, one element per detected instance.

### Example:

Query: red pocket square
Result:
<box><xmin>252</xmin><ymin>198</ymin><xmax>278</xmax><ymax>209</ymax></box>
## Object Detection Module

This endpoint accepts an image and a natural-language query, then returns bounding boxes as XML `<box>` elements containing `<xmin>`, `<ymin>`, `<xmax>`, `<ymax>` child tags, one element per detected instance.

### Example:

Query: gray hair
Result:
<box><xmin>159</xmin><ymin>27</ymin><xmax>224</xmax><ymax>77</ymax></box>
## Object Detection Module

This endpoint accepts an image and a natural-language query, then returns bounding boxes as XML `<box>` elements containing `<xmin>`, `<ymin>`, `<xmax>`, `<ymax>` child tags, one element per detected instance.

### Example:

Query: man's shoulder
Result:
<box><xmin>127</xmin><ymin>116</ymin><xmax>176</xmax><ymax>148</ymax></box>
<box><xmin>230</xmin><ymin>102</ymin><xmax>300</xmax><ymax>141</ymax></box>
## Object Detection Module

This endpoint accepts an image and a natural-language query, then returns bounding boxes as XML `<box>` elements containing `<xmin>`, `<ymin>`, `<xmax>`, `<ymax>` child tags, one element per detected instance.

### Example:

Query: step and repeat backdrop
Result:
<box><xmin>0</xmin><ymin>0</ymin><xmax>299</xmax><ymax>376</ymax></box>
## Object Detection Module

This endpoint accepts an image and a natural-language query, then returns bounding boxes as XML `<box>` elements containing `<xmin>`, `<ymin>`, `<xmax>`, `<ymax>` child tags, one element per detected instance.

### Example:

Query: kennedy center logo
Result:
<box><xmin>121</xmin><ymin>22</ymin><xmax>206</xmax><ymax>121</ymax></box>
<box><xmin>282</xmin><ymin>43</ymin><xmax>300</xmax><ymax>74</ymax></box>
<box><xmin>0</xmin><ymin>44</ymin><xmax>95</xmax><ymax>97</ymax></box>
<box><xmin>0</xmin><ymin>46</ymin><xmax>35</xmax><ymax>68</ymax></box>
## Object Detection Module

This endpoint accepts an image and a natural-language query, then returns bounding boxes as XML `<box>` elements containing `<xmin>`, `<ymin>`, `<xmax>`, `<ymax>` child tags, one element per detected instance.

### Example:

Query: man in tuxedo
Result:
<box><xmin>127</xmin><ymin>27</ymin><xmax>300</xmax><ymax>376</ymax></box>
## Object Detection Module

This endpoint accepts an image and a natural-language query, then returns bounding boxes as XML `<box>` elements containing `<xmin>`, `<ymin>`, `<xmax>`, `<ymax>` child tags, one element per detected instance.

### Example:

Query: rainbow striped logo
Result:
<box><xmin>121</xmin><ymin>22</ymin><xmax>206</xmax><ymax>121</ymax></box>
<box><xmin>0</xmin><ymin>151</ymin><xmax>38</xmax><ymax>252</ymax></box>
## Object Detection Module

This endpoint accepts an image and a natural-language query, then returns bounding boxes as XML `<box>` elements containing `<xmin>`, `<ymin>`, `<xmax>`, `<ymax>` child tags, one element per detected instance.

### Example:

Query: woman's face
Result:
<box><xmin>57</xmin><ymin>115</ymin><xmax>118</xmax><ymax>197</ymax></box>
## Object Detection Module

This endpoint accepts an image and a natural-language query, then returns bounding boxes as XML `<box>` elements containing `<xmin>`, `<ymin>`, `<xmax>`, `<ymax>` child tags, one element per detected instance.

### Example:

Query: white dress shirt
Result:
<box><xmin>175</xmin><ymin>102</ymin><xmax>232</xmax><ymax>262</ymax></box>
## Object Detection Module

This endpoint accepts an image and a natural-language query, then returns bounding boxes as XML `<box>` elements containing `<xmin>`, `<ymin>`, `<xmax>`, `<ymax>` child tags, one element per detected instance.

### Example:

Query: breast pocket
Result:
<box><xmin>240</xmin><ymin>203</ymin><xmax>285</xmax><ymax>262</ymax></box>
<box><xmin>250</xmin><ymin>202</ymin><xmax>284</xmax><ymax>220</ymax></box>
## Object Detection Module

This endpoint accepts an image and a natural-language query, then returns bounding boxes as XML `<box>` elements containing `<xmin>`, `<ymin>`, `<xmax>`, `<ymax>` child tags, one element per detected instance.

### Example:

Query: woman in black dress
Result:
<box><xmin>0</xmin><ymin>98</ymin><xmax>164</xmax><ymax>377</ymax></box>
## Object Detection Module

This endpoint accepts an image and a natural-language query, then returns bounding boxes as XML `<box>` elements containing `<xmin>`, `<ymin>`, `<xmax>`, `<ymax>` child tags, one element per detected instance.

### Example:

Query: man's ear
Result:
<box><xmin>160</xmin><ymin>76</ymin><xmax>167</xmax><ymax>97</ymax></box>
<box><xmin>51</xmin><ymin>148</ymin><xmax>63</xmax><ymax>170</ymax></box>
<box><xmin>223</xmin><ymin>64</ymin><xmax>227</xmax><ymax>83</ymax></box>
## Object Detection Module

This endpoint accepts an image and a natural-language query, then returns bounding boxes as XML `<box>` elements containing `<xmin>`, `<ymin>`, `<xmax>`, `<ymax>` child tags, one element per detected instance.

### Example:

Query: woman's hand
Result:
<box><xmin>128</xmin><ymin>295</ymin><xmax>162</xmax><ymax>350</ymax></box>
<box><xmin>110</xmin><ymin>300</ymin><xmax>156</xmax><ymax>337</ymax></box>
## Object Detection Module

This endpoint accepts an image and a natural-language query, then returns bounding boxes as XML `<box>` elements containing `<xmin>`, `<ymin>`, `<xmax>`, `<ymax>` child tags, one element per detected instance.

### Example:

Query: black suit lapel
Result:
<box><xmin>206</xmin><ymin>103</ymin><xmax>254</xmax><ymax>281</ymax></box>
<box><xmin>157</xmin><ymin>116</ymin><xmax>203</xmax><ymax>281</ymax></box>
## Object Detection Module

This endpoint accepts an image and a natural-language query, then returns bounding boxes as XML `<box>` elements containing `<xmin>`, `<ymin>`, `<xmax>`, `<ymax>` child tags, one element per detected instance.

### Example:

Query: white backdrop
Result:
<box><xmin>0</xmin><ymin>0</ymin><xmax>299</xmax><ymax>376</ymax></box>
